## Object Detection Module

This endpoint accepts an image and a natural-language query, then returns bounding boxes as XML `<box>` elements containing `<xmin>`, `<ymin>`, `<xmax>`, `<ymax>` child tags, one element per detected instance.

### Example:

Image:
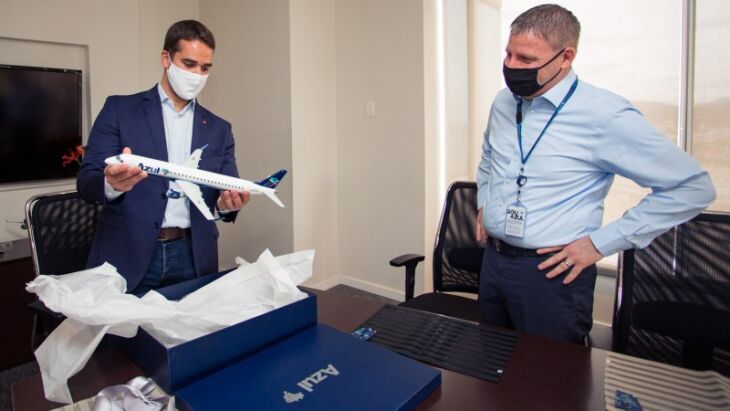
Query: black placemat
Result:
<box><xmin>357</xmin><ymin>305</ymin><xmax>519</xmax><ymax>383</ymax></box>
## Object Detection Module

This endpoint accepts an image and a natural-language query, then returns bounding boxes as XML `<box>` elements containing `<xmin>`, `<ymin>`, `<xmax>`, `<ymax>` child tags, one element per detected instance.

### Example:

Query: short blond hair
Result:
<box><xmin>510</xmin><ymin>4</ymin><xmax>580</xmax><ymax>50</ymax></box>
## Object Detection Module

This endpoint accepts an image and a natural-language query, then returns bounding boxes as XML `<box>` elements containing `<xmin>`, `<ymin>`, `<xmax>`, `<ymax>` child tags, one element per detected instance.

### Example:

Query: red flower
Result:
<box><xmin>62</xmin><ymin>145</ymin><xmax>85</xmax><ymax>167</ymax></box>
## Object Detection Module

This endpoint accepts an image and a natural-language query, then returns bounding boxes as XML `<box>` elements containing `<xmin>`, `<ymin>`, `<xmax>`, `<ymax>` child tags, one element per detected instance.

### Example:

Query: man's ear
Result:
<box><xmin>160</xmin><ymin>51</ymin><xmax>171</xmax><ymax>69</ymax></box>
<box><xmin>561</xmin><ymin>47</ymin><xmax>576</xmax><ymax>68</ymax></box>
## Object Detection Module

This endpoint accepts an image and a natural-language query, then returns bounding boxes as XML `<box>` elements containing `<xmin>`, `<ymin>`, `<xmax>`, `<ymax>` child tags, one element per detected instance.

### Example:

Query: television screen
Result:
<box><xmin>0</xmin><ymin>64</ymin><xmax>82</xmax><ymax>184</ymax></box>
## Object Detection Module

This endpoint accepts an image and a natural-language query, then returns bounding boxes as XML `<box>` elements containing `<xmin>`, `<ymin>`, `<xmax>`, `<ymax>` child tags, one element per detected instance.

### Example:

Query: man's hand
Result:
<box><xmin>217</xmin><ymin>190</ymin><xmax>250</xmax><ymax>212</ymax></box>
<box><xmin>476</xmin><ymin>207</ymin><xmax>488</xmax><ymax>243</ymax></box>
<box><xmin>104</xmin><ymin>147</ymin><xmax>147</xmax><ymax>192</ymax></box>
<box><xmin>537</xmin><ymin>236</ymin><xmax>603</xmax><ymax>284</ymax></box>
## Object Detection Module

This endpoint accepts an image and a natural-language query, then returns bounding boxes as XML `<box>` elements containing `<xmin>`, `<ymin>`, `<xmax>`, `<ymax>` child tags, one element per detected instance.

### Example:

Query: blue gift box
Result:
<box><xmin>112</xmin><ymin>272</ymin><xmax>318</xmax><ymax>393</ymax></box>
<box><xmin>175</xmin><ymin>324</ymin><xmax>441</xmax><ymax>411</ymax></box>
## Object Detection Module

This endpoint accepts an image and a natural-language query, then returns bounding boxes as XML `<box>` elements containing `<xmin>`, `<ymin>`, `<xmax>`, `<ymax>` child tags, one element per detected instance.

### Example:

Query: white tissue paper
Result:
<box><xmin>26</xmin><ymin>249</ymin><xmax>314</xmax><ymax>404</ymax></box>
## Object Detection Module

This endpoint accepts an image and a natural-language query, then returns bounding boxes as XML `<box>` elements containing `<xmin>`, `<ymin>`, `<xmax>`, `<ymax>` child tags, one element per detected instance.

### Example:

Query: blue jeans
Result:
<box><xmin>131</xmin><ymin>238</ymin><xmax>196</xmax><ymax>296</ymax></box>
<box><xmin>478</xmin><ymin>242</ymin><xmax>597</xmax><ymax>343</ymax></box>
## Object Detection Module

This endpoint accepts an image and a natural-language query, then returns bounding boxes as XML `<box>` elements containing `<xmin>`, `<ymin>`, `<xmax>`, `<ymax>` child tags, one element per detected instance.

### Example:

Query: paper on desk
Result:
<box><xmin>26</xmin><ymin>249</ymin><xmax>314</xmax><ymax>404</ymax></box>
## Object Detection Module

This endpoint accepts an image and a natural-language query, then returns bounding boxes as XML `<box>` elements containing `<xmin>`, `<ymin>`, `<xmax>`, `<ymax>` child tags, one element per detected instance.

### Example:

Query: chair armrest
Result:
<box><xmin>390</xmin><ymin>254</ymin><xmax>425</xmax><ymax>301</ymax></box>
<box><xmin>28</xmin><ymin>300</ymin><xmax>63</xmax><ymax>318</ymax></box>
<box><xmin>390</xmin><ymin>254</ymin><xmax>425</xmax><ymax>267</ymax></box>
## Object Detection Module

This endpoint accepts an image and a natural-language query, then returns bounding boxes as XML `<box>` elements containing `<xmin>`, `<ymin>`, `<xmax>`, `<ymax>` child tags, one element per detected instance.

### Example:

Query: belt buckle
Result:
<box><xmin>159</xmin><ymin>227</ymin><xmax>182</xmax><ymax>242</ymax></box>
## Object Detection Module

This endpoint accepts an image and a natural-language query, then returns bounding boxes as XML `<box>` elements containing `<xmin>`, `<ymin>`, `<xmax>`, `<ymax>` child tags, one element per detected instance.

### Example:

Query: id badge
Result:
<box><xmin>505</xmin><ymin>201</ymin><xmax>527</xmax><ymax>238</ymax></box>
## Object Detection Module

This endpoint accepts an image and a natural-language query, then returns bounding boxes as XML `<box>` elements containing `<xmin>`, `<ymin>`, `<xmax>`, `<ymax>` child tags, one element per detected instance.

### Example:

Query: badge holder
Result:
<box><xmin>505</xmin><ymin>171</ymin><xmax>527</xmax><ymax>238</ymax></box>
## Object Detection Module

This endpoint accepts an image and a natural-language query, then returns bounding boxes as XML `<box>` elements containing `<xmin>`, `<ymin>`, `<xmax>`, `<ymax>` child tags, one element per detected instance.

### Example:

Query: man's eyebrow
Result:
<box><xmin>505</xmin><ymin>48</ymin><xmax>537</xmax><ymax>60</ymax></box>
<box><xmin>513</xmin><ymin>51</ymin><xmax>539</xmax><ymax>61</ymax></box>
<box><xmin>180</xmin><ymin>58</ymin><xmax>212</xmax><ymax>68</ymax></box>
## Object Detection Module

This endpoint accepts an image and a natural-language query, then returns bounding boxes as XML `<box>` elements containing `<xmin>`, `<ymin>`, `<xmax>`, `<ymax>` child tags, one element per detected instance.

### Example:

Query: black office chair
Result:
<box><xmin>390</xmin><ymin>181</ymin><xmax>482</xmax><ymax>322</ymax></box>
<box><xmin>25</xmin><ymin>190</ymin><xmax>103</xmax><ymax>347</ymax></box>
<box><xmin>613</xmin><ymin>211</ymin><xmax>730</xmax><ymax>376</ymax></box>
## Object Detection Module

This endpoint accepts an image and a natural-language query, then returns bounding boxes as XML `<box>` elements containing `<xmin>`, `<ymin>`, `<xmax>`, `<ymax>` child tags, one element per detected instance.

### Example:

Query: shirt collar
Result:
<box><xmin>157</xmin><ymin>83</ymin><xmax>196</xmax><ymax>114</ymax></box>
<box><xmin>538</xmin><ymin>68</ymin><xmax>577</xmax><ymax>107</ymax></box>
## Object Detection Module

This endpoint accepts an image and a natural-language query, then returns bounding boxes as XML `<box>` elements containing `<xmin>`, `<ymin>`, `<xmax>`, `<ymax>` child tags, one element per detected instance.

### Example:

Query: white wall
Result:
<box><xmin>200</xmin><ymin>0</ymin><xmax>294</xmax><ymax>266</ymax></box>
<box><xmin>0</xmin><ymin>0</ymin><xmax>198</xmax><ymax>244</ymax></box>
<box><xmin>289</xmin><ymin>0</ymin><xmax>341</xmax><ymax>288</ymax></box>
<box><xmin>335</xmin><ymin>0</ymin><xmax>426</xmax><ymax>299</ymax></box>
<box><xmin>469</xmin><ymin>0</ymin><xmax>502</xmax><ymax>178</ymax></box>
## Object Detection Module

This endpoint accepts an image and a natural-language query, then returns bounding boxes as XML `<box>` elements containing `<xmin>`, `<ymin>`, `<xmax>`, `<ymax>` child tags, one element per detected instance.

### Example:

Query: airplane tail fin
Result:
<box><xmin>263</xmin><ymin>189</ymin><xmax>285</xmax><ymax>208</ymax></box>
<box><xmin>257</xmin><ymin>169</ymin><xmax>287</xmax><ymax>189</ymax></box>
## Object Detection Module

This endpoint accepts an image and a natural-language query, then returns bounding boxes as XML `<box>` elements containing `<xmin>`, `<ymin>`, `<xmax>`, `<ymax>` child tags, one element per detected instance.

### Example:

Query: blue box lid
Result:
<box><xmin>112</xmin><ymin>275</ymin><xmax>317</xmax><ymax>393</ymax></box>
<box><xmin>175</xmin><ymin>324</ymin><xmax>441</xmax><ymax>411</ymax></box>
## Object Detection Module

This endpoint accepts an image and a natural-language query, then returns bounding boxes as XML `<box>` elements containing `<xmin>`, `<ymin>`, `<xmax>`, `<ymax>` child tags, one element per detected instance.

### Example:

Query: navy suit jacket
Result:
<box><xmin>77</xmin><ymin>86</ymin><xmax>238</xmax><ymax>290</ymax></box>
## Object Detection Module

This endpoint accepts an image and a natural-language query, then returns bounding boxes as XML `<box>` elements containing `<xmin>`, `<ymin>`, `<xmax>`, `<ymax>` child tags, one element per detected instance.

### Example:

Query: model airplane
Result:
<box><xmin>105</xmin><ymin>147</ymin><xmax>286</xmax><ymax>220</ymax></box>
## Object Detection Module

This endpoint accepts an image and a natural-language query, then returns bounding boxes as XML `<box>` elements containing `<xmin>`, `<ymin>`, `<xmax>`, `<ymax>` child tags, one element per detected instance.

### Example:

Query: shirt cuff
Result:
<box><xmin>588</xmin><ymin>224</ymin><xmax>632</xmax><ymax>257</ymax></box>
<box><xmin>104</xmin><ymin>177</ymin><xmax>124</xmax><ymax>201</ymax></box>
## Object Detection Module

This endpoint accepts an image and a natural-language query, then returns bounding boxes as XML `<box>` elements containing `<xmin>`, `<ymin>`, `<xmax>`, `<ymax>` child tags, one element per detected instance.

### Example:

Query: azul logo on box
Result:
<box><xmin>282</xmin><ymin>363</ymin><xmax>340</xmax><ymax>404</ymax></box>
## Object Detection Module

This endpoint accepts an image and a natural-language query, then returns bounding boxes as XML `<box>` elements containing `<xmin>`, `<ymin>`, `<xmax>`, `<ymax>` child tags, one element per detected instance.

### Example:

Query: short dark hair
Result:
<box><xmin>511</xmin><ymin>4</ymin><xmax>580</xmax><ymax>50</ymax></box>
<box><xmin>163</xmin><ymin>20</ymin><xmax>216</xmax><ymax>56</ymax></box>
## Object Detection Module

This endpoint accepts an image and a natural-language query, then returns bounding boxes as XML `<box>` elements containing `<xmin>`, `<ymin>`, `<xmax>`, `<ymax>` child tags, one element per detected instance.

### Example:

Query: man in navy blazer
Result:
<box><xmin>78</xmin><ymin>20</ymin><xmax>249</xmax><ymax>294</ymax></box>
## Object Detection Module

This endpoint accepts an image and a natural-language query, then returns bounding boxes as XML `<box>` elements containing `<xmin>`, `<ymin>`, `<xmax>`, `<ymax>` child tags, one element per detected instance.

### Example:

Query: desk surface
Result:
<box><xmin>12</xmin><ymin>289</ymin><xmax>607</xmax><ymax>410</ymax></box>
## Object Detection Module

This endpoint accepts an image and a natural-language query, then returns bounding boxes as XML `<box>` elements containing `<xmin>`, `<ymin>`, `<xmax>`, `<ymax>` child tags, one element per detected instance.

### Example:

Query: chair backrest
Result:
<box><xmin>25</xmin><ymin>190</ymin><xmax>103</xmax><ymax>276</ymax></box>
<box><xmin>432</xmin><ymin>181</ymin><xmax>483</xmax><ymax>294</ymax></box>
<box><xmin>613</xmin><ymin>211</ymin><xmax>730</xmax><ymax>376</ymax></box>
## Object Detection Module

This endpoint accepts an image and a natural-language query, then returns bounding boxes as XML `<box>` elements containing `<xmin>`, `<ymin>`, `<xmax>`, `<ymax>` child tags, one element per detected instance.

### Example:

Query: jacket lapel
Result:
<box><xmin>191</xmin><ymin>103</ymin><xmax>209</xmax><ymax>153</ymax></box>
<box><xmin>142</xmin><ymin>86</ymin><xmax>168</xmax><ymax>162</ymax></box>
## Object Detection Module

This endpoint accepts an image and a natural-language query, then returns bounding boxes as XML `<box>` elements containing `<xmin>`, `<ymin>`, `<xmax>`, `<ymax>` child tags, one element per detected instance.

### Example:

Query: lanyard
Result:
<box><xmin>515</xmin><ymin>78</ymin><xmax>579</xmax><ymax>191</ymax></box>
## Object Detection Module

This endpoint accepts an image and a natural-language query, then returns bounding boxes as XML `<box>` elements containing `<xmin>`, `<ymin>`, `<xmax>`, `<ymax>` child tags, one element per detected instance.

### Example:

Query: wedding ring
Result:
<box><xmin>562</xmin><ymin>260</ymin><xmax>573</xmax><ymax>268</ymax></box>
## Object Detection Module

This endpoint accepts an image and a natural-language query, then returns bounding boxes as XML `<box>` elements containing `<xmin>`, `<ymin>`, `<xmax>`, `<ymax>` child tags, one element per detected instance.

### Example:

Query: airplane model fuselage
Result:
<box><xmin>105</xmin><ymin>150</ymin><xmax>286</xmax><ymax>220</ymax></box>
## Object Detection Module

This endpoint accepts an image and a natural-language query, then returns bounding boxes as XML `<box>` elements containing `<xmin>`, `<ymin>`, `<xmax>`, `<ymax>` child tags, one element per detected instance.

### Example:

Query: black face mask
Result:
<box><xmin>503</xmin><ymin>48</ymin><xmax>565</xmax><ymax>97</ymax></box>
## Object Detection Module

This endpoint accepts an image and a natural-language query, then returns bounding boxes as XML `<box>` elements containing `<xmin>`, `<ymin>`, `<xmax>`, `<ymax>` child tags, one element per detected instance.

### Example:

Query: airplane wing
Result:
<box><xmin>184</xmin><ymin>145</ymin><xmax>208</xmax><ymax>169</ymax></box>
<box><xmin>176</xmin><ymin>180</ymin><xmax>215</xmax><ymax>220</ymax></box>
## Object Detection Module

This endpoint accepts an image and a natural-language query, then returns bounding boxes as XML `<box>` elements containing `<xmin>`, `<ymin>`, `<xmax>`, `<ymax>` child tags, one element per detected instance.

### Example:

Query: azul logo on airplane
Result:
<box><xmin>137</xmin><ymin>163</ymin><xmax>170</xmax><ymax>176</ymax></box>
<box><xmin>137</xmin><ymin>162</ymin><xmax>161</xmax><ymax>174</ymax></box>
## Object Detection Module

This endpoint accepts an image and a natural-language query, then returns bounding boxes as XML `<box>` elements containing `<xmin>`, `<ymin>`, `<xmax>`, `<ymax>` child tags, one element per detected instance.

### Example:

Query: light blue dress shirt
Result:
<box><xmin>477</xmin><ymin>69</ymin><xmax>716</xmax><ymax>257</ymax></box>
<box><xmin>158</xmin><ymin>84</ymin><xmax>195</xmax><ymax>229</ymax></box>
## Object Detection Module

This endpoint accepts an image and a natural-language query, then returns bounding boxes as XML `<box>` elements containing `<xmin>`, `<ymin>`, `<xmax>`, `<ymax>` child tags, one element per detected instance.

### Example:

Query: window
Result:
<box><xmin>693</xmin><ymin>0</ymin><xmax>729</xmax><ymax>212</ymax></box>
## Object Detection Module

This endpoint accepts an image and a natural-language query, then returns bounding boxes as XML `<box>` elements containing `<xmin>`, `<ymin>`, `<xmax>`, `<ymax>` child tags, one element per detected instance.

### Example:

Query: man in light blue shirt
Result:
<box><xmin>476</xmin><ymin>4</ymin><xmax>715</xmax><ymax>343</ymax></box>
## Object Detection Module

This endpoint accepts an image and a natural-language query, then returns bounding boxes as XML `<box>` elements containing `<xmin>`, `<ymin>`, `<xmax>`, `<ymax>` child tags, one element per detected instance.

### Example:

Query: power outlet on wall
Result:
<box><xmin>364</xmin><ymin>100</ymin><xmax>375</xmax><ymax>118</ymax></box>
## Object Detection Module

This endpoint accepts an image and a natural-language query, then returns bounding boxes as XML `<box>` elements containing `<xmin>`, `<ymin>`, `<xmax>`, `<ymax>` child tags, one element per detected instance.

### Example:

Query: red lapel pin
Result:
<box><xmin>202</xmin><ymin>119</ymin><xmax>208</xmax><ymax>125</ymax></box>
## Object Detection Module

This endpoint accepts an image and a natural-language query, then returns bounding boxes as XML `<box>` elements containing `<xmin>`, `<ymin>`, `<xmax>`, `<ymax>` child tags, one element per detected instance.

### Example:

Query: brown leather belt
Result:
<box><xmin>158</xmin><ymin>227</ymin><xmax>190</xmax><ymax>242</ymax></box>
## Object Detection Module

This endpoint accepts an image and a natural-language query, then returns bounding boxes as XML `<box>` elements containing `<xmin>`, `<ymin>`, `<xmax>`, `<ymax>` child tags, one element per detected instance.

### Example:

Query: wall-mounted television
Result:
<box><xmin>0</xmin><ymin>64</ymin><xmax>82</xmax><ymax>184</ymax></box>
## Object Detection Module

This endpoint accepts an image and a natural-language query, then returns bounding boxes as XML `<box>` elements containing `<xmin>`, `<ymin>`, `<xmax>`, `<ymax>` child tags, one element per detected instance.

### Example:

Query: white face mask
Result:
<box><xmin>166</xmin><ymin>60</ymin><xmax>208</xmax><ymax>101</ymax></box>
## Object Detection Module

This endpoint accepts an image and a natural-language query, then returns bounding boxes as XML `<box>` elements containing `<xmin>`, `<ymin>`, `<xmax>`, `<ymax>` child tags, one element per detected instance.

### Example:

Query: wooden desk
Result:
<box><xmin>12</xmin><ymin>289</ymin><xmax>608</xmax><ymax>410</ymax></box>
